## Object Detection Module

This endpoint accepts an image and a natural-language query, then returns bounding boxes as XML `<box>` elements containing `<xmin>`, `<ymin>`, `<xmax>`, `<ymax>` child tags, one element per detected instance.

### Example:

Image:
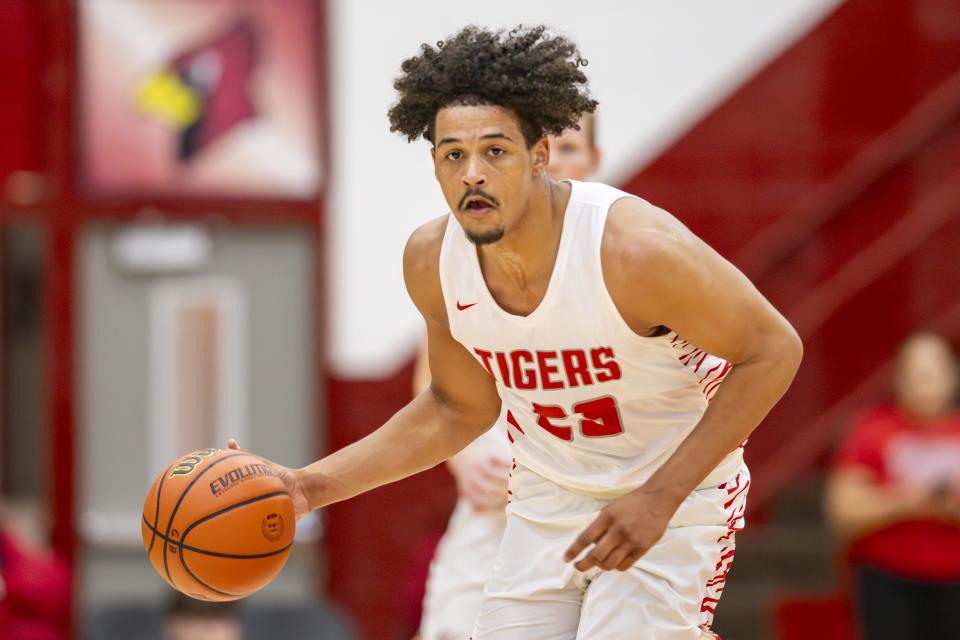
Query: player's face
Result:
<box><xmin>166</xmin><ymin>617</ymin><xmax>242</xmax><ymax>640</ymax></box>
<box><xmin>894</xmin><ymin>334</ymin><xmax>958</xmax><ymax>418</ymax></box>
<box><xmin>432</xmin><ymin>104</ymin><xmax>549</xmax><ymax>245</ymax></box>
<box><xmin>546</xmin><ymin>117</ymin><xmax>599</xmax><ymax>181</ymax></box>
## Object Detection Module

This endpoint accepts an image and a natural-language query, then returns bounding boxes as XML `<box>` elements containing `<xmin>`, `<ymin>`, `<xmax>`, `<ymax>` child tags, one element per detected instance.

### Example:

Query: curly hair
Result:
<box><xmin>388</xmin><ymin>25</ymin><xmax>598</xmax><ymax>147</ymax></box>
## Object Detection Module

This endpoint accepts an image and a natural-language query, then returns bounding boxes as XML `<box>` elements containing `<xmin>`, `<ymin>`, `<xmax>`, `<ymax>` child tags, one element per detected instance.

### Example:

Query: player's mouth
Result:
<box><xmin>463</xmin><ymin>196</ymin><xmax>497</xmax><ymax>217</ymax></box>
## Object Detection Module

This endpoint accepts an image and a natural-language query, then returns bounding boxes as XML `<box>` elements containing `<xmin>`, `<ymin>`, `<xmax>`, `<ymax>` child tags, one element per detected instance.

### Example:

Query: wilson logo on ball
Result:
<box><xmin>169</xmin><ymin>448</ymin><xmax>218</xmax><ymax>478</ymax></box>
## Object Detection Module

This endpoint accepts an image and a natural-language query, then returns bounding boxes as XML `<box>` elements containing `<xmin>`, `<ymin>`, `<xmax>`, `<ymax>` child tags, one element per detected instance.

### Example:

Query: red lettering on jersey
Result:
<box><xmin>561</xmin><ymin>349</ymin><xmax>592</xmax><ymax>387</ymax></box>
<box><xmin>470</xmin><ymin>346</ymin><xmax>622</xmax><ymax>389</ymax></box>
<box><xmin>532</xmin><ymin>402</ymin><xmax>572</xmax><ymax>441</ymax></box>
<box><xmin>474</xmin><ymin>349</ymin><xmax>496</xmax><ymax>378</ymax></box>
<box><xmin>573</xmin><ymin>396</ymin><xmax>624</xmax><ymax>437</ymax></box>
<box><xmin>512</xmin><ymin>350</ymin><xmax>536</xmax><ymax>389</ymax></box>
<box><xmin>536</xmin><ymin>351</ymin><xmax>563</xmax><ymax>390</ymax></box>
<box><xmin>592</xmin><ymin>347</ymin><xmax>622</xmax><ymax>382</ymax></box>
<box><xmin>495</xmin><ymin>351</ymin><xmax>512</xmax><ymax>388</ymax></box>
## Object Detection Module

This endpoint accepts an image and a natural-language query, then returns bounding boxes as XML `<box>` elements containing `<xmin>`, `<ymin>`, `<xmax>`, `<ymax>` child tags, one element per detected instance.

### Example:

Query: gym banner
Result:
<box><xmin>79</xmin><ymin>0</ymin><xmax>322</xmax><ymax>198</ymax></box>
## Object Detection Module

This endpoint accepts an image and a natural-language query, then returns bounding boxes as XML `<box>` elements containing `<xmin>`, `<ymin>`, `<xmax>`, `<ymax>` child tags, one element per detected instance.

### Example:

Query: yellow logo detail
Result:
<box><xmin>135</xmin><ymin>70</ymin><xmax>202</xmax><ymax>128</ymax></box>
<box><xmin>169</xmin><ymin>448</ymin><xmax>218</xmax><ymax>478</ymax></box>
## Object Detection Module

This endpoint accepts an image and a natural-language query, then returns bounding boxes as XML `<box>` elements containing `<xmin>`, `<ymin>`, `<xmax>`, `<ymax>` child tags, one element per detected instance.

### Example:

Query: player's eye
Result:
<box><xmin>446</xmin><ymin>150</ymin><xmax>462</xmax><ymax>161</ymax></box>
<box><xmin>488</xmin><ymin>146</ymin><xmax>505</xmax><ymax>157</ymax></box>
<box><xmin>560</xmin><ymin>144</ymin><xmax>577</xmax><ymax>154</ymax></box>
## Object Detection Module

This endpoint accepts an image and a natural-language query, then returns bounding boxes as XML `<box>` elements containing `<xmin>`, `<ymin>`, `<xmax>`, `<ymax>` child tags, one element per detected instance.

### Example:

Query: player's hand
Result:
<box><xmin>926</xmin><ymin>490</ymin><xmax>960</xmax><ymax>524</ymax></box>
<box><xmin>447</xmin><ymin>443</ymin><xmax>511</xmax><ymax>511</ymax></box>
<box><xmin>227</xmin><ymin>439</ymin><xmax>312</xmax><ymax>520</ymax></box>
<box><xmin>563</xmin><ymin>487</ymin><xmax>676</xmax><ymax>572</ymax></box>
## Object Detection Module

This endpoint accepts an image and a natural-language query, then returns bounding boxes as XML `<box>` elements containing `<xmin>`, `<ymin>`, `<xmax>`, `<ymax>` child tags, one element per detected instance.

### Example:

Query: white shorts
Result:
<box><xmin>471</xmin><ymin>462</ymin><xmax>749</xmax><ymax>640</ymax></box>
<box><xmin>420</xmin><ymin>499</ymin><xmax>508</xmax><ymax>640</ymax></box>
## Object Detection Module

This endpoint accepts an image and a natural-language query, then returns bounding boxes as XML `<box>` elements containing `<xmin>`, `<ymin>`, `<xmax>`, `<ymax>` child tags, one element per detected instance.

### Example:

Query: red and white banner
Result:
<box><xmin>79</xmin><ymin>0</ymin><xmax>322</xmax><ymax>198</ymax></box>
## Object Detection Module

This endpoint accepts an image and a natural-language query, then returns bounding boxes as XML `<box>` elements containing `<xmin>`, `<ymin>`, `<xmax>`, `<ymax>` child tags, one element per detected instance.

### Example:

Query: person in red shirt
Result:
<box><xmin>826</xmin><ymin>330</ymin><xmax>960</xmax><ymax>639</ymax></box>
<box><xmin>0</xmin><ymin>502</ymin><xmax>71</xmax><ymax>640</ymax></box>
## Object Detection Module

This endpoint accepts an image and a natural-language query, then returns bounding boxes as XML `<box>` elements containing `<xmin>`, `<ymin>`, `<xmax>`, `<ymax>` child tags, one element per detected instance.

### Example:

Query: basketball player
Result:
<box><xmin>416</xmin><ymin>114</ymin><xmax>600</xmax><ymax>640</ymax></box>
<box><xmin>233</xmin><ymin>25</ymin><xmax>802</xmax><ymax>638</ymax></box>
<box><xmin>165</xmin><ymin>594</ymin><xmax>243</xmax><ymax>640</ymax></box>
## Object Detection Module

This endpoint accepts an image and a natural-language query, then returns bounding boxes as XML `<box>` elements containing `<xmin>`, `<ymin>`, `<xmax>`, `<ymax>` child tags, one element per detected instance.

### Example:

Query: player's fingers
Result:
<box><xmin>475</xmin><ymin>466</ymin><xmax>503</xmax><ymax>486</ymax></box>
<box><xmin>603</xmin><ymin>546</ymin><xmax>632</xmax><ymax>572</ymax></box>
<box><xmin>574</xmin><ymin>530</ymin><xmax>621</xmax><ymax>571</ymax></box>
<box><xmin>477</xmin><ymin>473</ymin><xmax>509</xmax><ymax>496</ymax></box>
<box><xmin>563</xmin><ymin>515</ymin><xmax>610</xmax><ymax>562</ymax></box>
<box><xmin>468</xmin><ymin>472</ymin><xmax>496</xmax><ymax>494</ymax></box>
<box><xmin>478</xmin><ymin>460</ymin><xmax>510</xmax><ymax>482</ymax></box>
<box><xmin>481</xmin><ymin>477</ymin><xmax>509</xmax><ymax>505</ymax></box>
<box><xmin>459</xmin><ymin>480</ymin><xmax>484</xmax><ymax>507</ymax></box>
<box><xmin>227</xmin><ymin>438</ymin><xmax>241</xmax><ymax>450</ymax></box>
<box><xmin>616</xmin><ymin>549</ymin><xmax>645</xmax><ymax>572</ymax></box>
<box><xmin>462</xmin><ymin>478</ymin><xmax>500</xmax><ymax>510</ymax></box>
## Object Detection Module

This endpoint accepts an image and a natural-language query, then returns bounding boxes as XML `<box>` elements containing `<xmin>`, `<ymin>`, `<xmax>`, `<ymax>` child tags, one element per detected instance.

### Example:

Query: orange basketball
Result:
<box><xmin>141</xmin><ymin>448</ymin><xmax>295</xmax><ymax>601</ymax></box>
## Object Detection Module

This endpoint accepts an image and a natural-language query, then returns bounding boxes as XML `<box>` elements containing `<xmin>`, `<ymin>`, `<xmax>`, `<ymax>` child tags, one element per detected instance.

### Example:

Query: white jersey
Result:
<box><xmin>439</xmin><ymin>180</ymin><xmax>743</xmax><ymax>500</ymax></box>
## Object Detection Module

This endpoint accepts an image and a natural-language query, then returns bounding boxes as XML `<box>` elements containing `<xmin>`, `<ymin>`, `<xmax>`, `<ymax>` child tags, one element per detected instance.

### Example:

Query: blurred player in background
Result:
<box><xmin>165</xmin><ymin>594</ymin><xmax>243</xmax><ymax>640</ymax></box>
<box><xmin>826</xmin><ymin>331</ymin><xmax>960</xmax><ymax>640</ymax></box>
<box><xmin>416</xmin><ymin>114</ymin><xmax>601</xmax><ymax>640</ymax></box>
<box><xmin>234</xmin><ymin>25</ymin><xmax>802</xmax><ymax>638</ymax></box>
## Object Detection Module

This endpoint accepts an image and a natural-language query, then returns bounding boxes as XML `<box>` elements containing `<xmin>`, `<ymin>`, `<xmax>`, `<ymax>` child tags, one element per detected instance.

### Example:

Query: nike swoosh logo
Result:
<box><xmin>456</xmin><ymin>301</ymin><xmax>478</xmax><ymax>311</ymax></box>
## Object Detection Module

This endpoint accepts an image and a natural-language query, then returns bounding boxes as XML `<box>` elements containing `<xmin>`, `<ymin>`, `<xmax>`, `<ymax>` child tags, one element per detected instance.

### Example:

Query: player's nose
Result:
<box><xmin>461</xmin><ymin>157</ymin><xmax>487</xmax><ymax>187</ymax></box>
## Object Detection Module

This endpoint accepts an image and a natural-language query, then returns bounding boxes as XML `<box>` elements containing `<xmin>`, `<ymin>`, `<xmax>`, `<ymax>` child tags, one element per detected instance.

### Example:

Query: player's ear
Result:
<box><xmin>531</xmin><ymin>137</ymin><xmax>549</xmax><ymax>175</ymax></box>
<box><xmin>430</xmin><ymin>146</ymin><xmax>436</xmax><ymax>161</ymax></box>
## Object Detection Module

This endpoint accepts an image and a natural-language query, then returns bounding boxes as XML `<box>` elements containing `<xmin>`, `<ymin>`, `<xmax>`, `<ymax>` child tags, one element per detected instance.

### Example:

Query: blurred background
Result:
<box><xmin>0</xmin><ymin>0</ymin><xmax>958</xmax><ymax>638</ymax></box>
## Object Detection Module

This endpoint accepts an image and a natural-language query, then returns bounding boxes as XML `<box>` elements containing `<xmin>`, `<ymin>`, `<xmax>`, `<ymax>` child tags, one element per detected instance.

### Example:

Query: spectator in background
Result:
<box><xmin>826</xmin><ymin>330</ymin><xmax>960</xmax><ymax>640</ymax></box>
<box><xmin>165</xmin><ymin>593</ymin><xmax>243</xmax><ymax>640</ymax></box>
<box><xmin>0</xmin><ymin>499</ymin><xmax>71</xmax><ymax>640</ymax></box>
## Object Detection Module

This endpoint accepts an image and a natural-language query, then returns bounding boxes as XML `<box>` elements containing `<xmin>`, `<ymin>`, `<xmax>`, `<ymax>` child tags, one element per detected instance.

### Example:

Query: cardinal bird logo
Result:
<box><xmin>135</xmin><ymin>20</ymin><xmax>258</xmax><ymax>161</ymax></box>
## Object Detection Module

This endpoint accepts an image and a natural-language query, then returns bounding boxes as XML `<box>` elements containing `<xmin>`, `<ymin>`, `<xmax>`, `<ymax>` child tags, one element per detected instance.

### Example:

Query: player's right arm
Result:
<box><xmin>290</xmin><ymin>216</ymin><xmax>502</xmax><ymax>513</ymax></box>
<box><xmin>414</xmin><ymin>341</ymin><xmax>510</xmax><ymax>511</ymax></box>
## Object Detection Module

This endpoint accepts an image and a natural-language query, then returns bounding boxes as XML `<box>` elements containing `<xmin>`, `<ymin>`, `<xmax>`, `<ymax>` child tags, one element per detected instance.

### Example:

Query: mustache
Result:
<box><xmin>458</xmin><ymin>188</ymin><xmax>500</xmax><ymax>211</ymax></box>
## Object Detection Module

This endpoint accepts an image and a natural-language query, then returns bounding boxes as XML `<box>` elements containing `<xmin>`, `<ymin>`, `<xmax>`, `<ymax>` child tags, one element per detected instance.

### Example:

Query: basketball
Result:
<box><xmin>141</xmin><ymin>448</ymin><xmax>296</xmax><ymax>601</ymax></box>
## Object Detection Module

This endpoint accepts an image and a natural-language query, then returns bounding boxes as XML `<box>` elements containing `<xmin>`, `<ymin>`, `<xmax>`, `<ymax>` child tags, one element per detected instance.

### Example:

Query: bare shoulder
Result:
<box><xmin>404</xmin><ymin>214</ymin><xmax>447</xmax><ymax>273</ymax></box>
<box><xmin>601</xmin><ymin>197</ymin><xmax>733</xmax><ymax>334</ymax></box>
<box><xmin>602</xmin><ymin>197</ymin><xmax>705</xmax><ymax>286</ymax></box>
<box><xmin>403</xmin><ymin>214</ymin><xmax>449</xmax><ymax>323</ymax></box>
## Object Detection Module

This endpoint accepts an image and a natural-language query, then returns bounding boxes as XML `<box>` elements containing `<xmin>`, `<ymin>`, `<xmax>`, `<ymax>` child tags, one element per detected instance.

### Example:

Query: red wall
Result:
<box><xmin>621</xmin><ymin>0</ymin><xmax>960</xmax><ymax>504</ymax></box>
<box><xmin>0</xmin><ymin>1</ymin><xmax>44</xmax><ymax>183</ymax></box>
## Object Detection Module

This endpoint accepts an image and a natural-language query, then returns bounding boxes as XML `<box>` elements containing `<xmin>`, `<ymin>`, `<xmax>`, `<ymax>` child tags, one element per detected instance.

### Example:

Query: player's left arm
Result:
<box><xmin>565</xmin><ymin>198</ymin><xmax>803</xmax><ymax>571</ymax></box>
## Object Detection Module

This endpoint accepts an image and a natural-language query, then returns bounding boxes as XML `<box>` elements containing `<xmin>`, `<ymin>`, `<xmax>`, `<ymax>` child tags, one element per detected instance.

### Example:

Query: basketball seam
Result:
<box><xmin>146</xmin><ymin>462</ymin><xmax>174</xmax><ymax>555</ymax></box>
<box><xmin>161</xmin><ymin>452</ymin><xmax>248</xmax><ymax>589</ymax></box>
<box><xmin>142</xmin><ymin>516</ymin><xmax>293</xmax><ymax>559</ymax></box>
<box><xmin>177</xmin><ymin>491</ymin><xmax>291</xmax><ymax>599</ymax></box>
<box><xmin>141</xmin><ymin>492</ymin><xmax>293</xmax><ymax>560</ymax></box>
<box><xmin>177</xmin><ymin>490</ymin><xmax>291</xmax><ymax>551</ymax></box>
<box><xmin>177</xmin><ymin>563</ymin><xmax>238</xmax><ymax>599</ymax></box>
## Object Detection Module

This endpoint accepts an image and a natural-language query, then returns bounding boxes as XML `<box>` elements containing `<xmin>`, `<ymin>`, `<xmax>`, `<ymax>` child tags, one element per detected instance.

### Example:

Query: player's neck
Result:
<box><xmin>479</xmin><ymin>179</ymin><xmax>570</xmax><ymax>290</ymax></box>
